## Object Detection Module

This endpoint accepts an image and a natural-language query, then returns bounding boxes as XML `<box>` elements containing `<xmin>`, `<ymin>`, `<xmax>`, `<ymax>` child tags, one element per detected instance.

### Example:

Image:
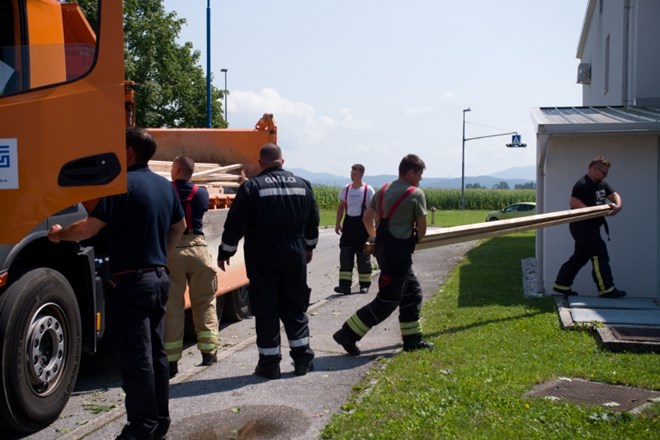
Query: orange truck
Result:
<box><xmin>0</xmin><ymin>1</ymin><xmax>273</xmax><ymax>432</ymax></box>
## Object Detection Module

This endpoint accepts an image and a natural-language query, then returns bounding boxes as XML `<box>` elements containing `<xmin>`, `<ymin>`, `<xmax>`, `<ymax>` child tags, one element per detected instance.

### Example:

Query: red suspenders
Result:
<box><xmin>172</xmin><ymin>182</ymin><xmax>199</xmax><ymax>232</ymax></box>
<box><xmin>344</xmin><ymin>183</ymin><xmax>369</xmax><ymax>215</ymax></box>
<box><xmin>378</xmin><ymin>183</ymin><xmax>416</xmax><ymax>220</ymax></box>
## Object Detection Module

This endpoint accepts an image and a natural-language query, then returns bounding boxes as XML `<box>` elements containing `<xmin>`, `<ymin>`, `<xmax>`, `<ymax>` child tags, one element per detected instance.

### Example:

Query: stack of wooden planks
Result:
<box><xmin>149</xmin><ymin>160</ymin><xmax>244</xmax><ymax>209</ymax></box>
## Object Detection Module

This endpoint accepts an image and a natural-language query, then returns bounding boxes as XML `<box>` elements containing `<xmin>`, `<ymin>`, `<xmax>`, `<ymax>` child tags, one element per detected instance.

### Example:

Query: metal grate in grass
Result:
<box><xmin>527</xmin><ymin>377</ymin><xmax>660</xmax><ymax>412</ymax></box>
<box><xmin>611</xmin><ymin>326</ymin><xmax>660</xmax><ymax>342</ymax></box>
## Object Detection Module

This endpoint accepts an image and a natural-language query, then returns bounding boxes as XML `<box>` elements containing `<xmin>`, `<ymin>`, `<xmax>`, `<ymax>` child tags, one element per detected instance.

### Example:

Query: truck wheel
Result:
<box><xmin>0</xmin><ymin>268</ymin><xmax>81</xmax><ymax>433</ymax></box>
<box><xmin>221</xmin><ymin>285</ymin><xmax>250</xmax><ymax>322</ymax></box>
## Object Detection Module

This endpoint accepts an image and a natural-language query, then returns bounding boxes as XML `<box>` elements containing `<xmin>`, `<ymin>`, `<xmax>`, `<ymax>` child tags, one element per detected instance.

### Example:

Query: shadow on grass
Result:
<box><xmin>456</xmin><ymin>234</ymin><xmax>554</xmax><ymax>313</ymax></box>
<box><xmin>425</xmin><ymin>310</ymin><xmax>547</xmax><ymax>339</ymax></box>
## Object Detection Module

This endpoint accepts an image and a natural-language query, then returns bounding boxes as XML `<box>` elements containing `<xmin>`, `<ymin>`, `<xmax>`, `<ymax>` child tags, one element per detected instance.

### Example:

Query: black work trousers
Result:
<box><xmin>353</xmin><ymin>267</ymin><xmax>422</xmax><ymax>334</ymax></box>
<box><xmin>555</xmin><ymin>223</ymin><xmax>614</xmax><ymax>293</ymax></box>
<box><xmin>351</xmin><ymin>221</ymin><xmax>422</xmax><ymax>340</ymax></box>
<box><xmin>107</xmin><ymin>269</ymin><xmax>170</xmax><ymax>439</ymax></box>
<box><xmin>338</xmin><ymin>215</ymin><xmax>372</xmax><ymax>289</ymax></box>
<box><xmin>246</xmin><ymin>239</ymin><xmax>314</xmax><ymax>368</ymax></box>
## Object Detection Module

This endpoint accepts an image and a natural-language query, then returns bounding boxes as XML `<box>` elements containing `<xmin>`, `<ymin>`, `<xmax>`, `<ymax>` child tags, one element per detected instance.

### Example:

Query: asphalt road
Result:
<box><xmin>18</xmin><ymin>228</ymin><xmax>475</xmax><ymax>440</ymax></box>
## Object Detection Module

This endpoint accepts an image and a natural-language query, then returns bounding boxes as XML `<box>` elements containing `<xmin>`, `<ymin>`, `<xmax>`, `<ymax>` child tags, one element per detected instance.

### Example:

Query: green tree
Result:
<box><xmin>514</xmin><ymin>182</ymin><xmax>536</xmax><ymax>189</ymax></box>
<box><xmin>466</xmin><ymin>182</ymin><xmax>485</xmax><ymax>189</ymax></box>
<box><xmin>78</xmin><ymin>0</ymin><xmax>225</xmax><ymax>128</ymax></box>
<box><xmin>492</xmin><ymin>181</ymin><xmax>510</xmax><ymax>190</ymax></box>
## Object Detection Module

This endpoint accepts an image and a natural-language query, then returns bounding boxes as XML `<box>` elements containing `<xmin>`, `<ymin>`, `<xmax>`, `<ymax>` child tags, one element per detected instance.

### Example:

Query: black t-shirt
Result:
<box><xmin>173</xmin><ymin>179</ymin><xmax>209</xmax><ymax>234</ymax></box>
<box><xmin>91</xmin><ymin>164</ymin><xmax>184</xmax><ymax>273</ymax></box>
<box><xmin>571</xmin><ymin>174</ymin><xmax>614</xmax><ymax>228</ymax></box>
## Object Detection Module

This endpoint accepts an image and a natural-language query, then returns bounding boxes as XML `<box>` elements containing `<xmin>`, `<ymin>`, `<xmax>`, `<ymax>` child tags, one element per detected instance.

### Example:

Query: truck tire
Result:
<box><xmin>221</xmin><ymin>285</ymin><xmax>250</xmax><ymax>322</ymax></box>
<box><xmin>0</xmin><ymin>268</ymin><xmax>81</xmax><ymax>433</ymax></box>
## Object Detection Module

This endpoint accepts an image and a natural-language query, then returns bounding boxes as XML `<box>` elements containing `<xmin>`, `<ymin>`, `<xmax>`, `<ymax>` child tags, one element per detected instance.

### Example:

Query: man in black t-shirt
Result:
<box><xmin>49</xmin><ymin>128</ymin><xmax>186</xmax><ymax>440</ymax></box>
<box><xmin>553</xmin><ymin>156</ymin><xmax>626</xmax><ymax>299</ymax></box>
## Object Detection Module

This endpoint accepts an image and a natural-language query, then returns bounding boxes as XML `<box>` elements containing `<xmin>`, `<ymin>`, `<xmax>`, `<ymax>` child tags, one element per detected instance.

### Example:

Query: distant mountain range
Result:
<box><xmin>289</xmin><ymin>165</ymin><xmax>535</xmax><ymax>189</ymax></box>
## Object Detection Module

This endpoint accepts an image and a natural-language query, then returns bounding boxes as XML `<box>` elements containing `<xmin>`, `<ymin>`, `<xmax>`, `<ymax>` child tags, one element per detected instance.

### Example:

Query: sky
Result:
<box><xmin>163</xmin><ymin>0</ymin><xmax>588</xmax><ymax>178</ymax></box>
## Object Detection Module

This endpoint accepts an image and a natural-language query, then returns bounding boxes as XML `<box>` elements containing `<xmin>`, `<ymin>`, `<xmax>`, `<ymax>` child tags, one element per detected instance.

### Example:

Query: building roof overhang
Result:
<box><xmin>532</xmin><ymin>106</ymin><xmax>660</xmax><ymax>135</ymax></box>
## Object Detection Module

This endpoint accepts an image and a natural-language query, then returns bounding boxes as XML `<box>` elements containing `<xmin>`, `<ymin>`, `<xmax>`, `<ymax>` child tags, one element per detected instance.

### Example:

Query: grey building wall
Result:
<box><xmin>577</xmin><ymin>0</ymin><xmax>660</xmax><ymax>106</ymax></box>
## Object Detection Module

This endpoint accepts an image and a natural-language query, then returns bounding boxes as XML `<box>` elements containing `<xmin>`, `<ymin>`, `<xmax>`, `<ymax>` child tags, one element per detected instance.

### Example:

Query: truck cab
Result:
<box><xmin>0</xmin><ymin>0</ymin><xmax>128</xmax><ymax>433</ymax></box>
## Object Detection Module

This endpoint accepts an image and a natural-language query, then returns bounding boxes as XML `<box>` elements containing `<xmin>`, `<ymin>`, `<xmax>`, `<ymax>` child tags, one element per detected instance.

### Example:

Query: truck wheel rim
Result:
<box><xmin>26</xmin><ymin>303</ymin><xmax>66</xmax><ymax>395</ymax></box>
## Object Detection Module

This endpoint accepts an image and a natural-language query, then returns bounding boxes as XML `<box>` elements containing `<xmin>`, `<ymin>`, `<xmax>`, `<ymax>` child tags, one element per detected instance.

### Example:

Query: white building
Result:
<box><xmin>576</xmin><ymin>0</ymin><xmax>660</xmax><ymax>106</ymax></box>
<box><xmin>533</xmin><ymin>0</ymin><xmax>660</xmax><ymax>299</ymax></box>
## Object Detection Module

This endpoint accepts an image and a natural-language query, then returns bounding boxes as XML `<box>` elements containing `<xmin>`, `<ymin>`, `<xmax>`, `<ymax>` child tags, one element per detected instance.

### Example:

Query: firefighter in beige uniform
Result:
<box><xmin>165</xmin><ymin>155</ymin><xmax>219</xmax><ymax>377</ymax></box>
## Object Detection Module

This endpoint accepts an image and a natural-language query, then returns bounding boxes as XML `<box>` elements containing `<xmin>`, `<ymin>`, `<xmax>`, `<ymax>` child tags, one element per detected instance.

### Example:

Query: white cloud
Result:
<box><xmin>402</xmin><ymin>105</ymin><xmax>434</xmax><ymax>118</ymax></box>
<box><xmin>229</xmin><ymin>88</ymin><xmax>314</xmax><ymax>122</ymax></box>
<box><xmin>228</xmin><ymin>88</ymin><xmax>390</xmax><ymax>172</ymax></box>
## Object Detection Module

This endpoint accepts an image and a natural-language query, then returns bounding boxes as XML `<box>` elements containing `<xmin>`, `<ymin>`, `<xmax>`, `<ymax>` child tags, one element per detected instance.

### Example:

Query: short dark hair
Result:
<box><xmin>174</xmin><ymin>155</ymin><xmax>195</xmax><ymax>179</ymax></box>
<box><xmin>398</xmin><ymin>154</ymin><xmax>426</xmax><ymax>177</ymax></box>
<box><xmin>589</xmin><ymin>156</ymin><xmax>611</xmax><ymax>169</ymax></box>
<box><xmin>126</xmin><ymin>127</ymin><xmax>157</xmax><ymax>164</ymax></box>
<box><xmin>259</xmin><ymin>143</ymin><xmax>282</xmax><ymax>162</ymax></box>
<box><xmin>351</xmin><ymin>164</ymin><xmax>365</xmax><ymax>174</ymax></box>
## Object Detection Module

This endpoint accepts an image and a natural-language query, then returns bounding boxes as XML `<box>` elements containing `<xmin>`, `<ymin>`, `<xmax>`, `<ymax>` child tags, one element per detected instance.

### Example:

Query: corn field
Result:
<box><xmin>312</xmin><ymin>185</ymin><xmax>535</xmax><ymax>211</ymax></box>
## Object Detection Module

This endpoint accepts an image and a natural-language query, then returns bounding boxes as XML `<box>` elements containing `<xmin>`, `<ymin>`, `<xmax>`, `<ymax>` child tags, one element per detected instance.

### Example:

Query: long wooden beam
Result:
<box><xmin>415</xmin><ymin>205</ymin><xmax>612</xmax><ymax>250</ymax></box>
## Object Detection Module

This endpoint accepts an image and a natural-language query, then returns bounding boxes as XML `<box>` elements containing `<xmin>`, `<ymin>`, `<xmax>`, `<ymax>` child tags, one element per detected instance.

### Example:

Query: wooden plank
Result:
<box><xmin>415</xmin><ymin>205</ymin><xmax>611</xmax><ymax>250</ymax></box>
<box><xmin>192</xmin><ymin>163</ymin><xmax>243</xmax><ymax>177</ymax></box>
<box><xmin>190</xmin><ymin>173</ymin><xmax>241</xmax><ymax>182</ymax></box>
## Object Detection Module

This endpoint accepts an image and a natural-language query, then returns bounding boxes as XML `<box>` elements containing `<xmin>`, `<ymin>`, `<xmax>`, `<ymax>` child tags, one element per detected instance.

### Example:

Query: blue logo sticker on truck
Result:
<box><xmin>0</xmin><ymin>139</ymin><xmax>18</xmax><ymax>189</ymax></box>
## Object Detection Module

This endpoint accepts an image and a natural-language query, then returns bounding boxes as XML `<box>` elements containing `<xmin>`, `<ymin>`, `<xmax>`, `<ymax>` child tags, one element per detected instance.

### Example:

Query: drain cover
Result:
<box><xmin>527</xmin><ymin>378</ymin><xmax>660</xmax><ymax>412</ymax></box>
<box><xmin>167</xmin><ymin>404</ymin><xmax>310</xmax><ymax>439</ymax></box>
<box><xmin>610</xmin><ymin>326</ymin><xmax>660</xmax><ymax>342</ymax></box>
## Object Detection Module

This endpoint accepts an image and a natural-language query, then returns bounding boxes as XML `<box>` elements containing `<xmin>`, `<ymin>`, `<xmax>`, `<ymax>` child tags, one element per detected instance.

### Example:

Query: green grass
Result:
<box><xmin>319</xmin><ymin>209</ymin><xmax>489</xmax><ymax>229</ymax></box>
<box><xmin>322</xmin><ymin>231</ymin><xmax>660</xmax><ymax>439</ymax></box>
<box><xmin>313</xmin><ymin>185</ymin><xmax>535</xmax><ymax>211</ymax></box>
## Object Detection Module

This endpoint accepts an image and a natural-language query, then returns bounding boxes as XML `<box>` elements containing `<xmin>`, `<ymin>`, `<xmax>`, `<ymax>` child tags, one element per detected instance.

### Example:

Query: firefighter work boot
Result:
<box><xmin>254</xmin><ymin>364</ymin><xmax>281</xmax><ymax>380</ymax></box>
<box><xmin>599</xmin><ymin>288</ymin><xmax>627</xmax><ymax>299</ymax></box>
<box><xmin>359</xmin><ymin>286</ymin><xmax>369</xmax><ymax>294</ymax></box>
<box><xmin>553</xmin><ymin>286</ymin><xmax>579</xmax><ymax>297</ymax></box>
<box><xmin>334</xmin><ymin>285</ymin><xmax>351</xmax><ymax>295</ymax></box>
<box><xmin>168</xmin><ymin>362</ymin><xmax>178</xmax><ymax>379</ymax></box>
<box><xmin>294</xmin><ymin>361</ymin><xmax>314</xmax><ymax>376</ymax></box>
<box><xmin>201</xmin><ymin>351</ymin><xmax>217</xmax><ymax>366</ymax></box>
<box><xmin>333</xmin><ymin>329</ymin><xmax>361</xmax><ymax>356</ymax></box>
<box><xmin>403</xmin><ymin>339</ymin><xmax>435</xmax><ymax>352</ymax></box>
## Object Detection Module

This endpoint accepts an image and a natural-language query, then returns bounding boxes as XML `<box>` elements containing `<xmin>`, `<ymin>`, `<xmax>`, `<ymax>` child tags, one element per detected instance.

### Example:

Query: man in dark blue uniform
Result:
<box><xmin>217</xmin><ymin>143</ymin><xmax>319</xmax><ymax>379</ymax></box>
<box><xmin>49</xmin><ymin>127</ymin><xmax>185</xmax><ymax>440</ymax></box>
<box><xmin>554</xmin><ymin>156</ymin><xmax>625</xmax><ymax>298</ymax></box>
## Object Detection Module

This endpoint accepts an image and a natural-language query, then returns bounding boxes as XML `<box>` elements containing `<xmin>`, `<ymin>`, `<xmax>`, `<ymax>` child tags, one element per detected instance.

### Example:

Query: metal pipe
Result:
<box><xmin>206</xmin><ymin>0</ymin><xmax>212</xmax><ymax>128</ymax></box>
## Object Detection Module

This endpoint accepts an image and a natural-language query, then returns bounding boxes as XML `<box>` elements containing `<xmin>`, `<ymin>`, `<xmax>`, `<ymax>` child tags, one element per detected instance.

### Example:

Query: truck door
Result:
<box><xmin>0</xmin><ymin>0</ymin><xmax>126</xmax><ymax>245</ymax></box>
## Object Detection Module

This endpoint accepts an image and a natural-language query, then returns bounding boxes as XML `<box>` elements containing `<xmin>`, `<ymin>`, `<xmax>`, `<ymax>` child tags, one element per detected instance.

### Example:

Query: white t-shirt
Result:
<box><xmin>338</xmin><ymin>183</ymin><xmax>375</xmax><ymax>217</ymax></box>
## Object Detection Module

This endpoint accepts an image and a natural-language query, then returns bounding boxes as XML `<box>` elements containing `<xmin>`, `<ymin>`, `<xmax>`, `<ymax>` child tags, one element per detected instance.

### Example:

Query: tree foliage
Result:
<box><xmin>492</xmin><ymin>180</ymin><xmax>510</xmax><ymax>190</ymax></box>
<box><xmin>515</xmin><ymin>182</ymin><xmax>536</xmax><ymax>189</ymax></box>
<box><xmin>78</xmin><ymin>0</ymin><xmax>225</xmax><ymax>128</ymax></box>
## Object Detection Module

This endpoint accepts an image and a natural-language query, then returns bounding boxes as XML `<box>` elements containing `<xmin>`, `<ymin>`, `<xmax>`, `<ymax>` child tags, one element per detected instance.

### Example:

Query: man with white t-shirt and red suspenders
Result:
<box><xmin>333</xmin><ymin>154</ymin><xmax>434</xmax><ymax>355</ymax></box>
<box><xmin>334</xmin><ymin>164</ymin><xmax>375</xmax><ymax>295</ymax></box>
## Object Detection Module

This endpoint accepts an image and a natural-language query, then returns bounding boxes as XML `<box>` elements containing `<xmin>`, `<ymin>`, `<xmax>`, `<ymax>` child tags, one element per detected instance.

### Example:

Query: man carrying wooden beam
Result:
<box><xmin>333</xmin><ymin>154</ymin><xmax>434</xmax><ymax>355</ymax></box>
<box><xmin>553</xmin><ymin>156</ymin><xmax>626</xmax><ymax>298</ymax></box>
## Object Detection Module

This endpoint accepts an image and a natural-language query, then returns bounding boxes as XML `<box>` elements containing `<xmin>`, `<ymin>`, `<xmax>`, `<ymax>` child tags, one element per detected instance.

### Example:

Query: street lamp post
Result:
<box><xmin>221</xmin><ymin>68</ymin><xmax>228</xmax><ymax>124</ymax></box>
<box><xmin>461</xmin><ymin>108</ymin><xmax>471</xmax><ymax>211</ymax></box>
<box><xmin>461</xmin><ymin>108</ymin><xmax>525</xmax><ymax>210</ymax></box>
<box><xmin>205</xmin><ymin>0</ymin><xmax>212</xmax><ymax>128</ymax></box>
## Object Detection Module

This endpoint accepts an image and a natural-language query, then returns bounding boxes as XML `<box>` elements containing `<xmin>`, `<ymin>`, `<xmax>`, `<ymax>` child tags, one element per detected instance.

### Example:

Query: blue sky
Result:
<box><xmin>163</xmin><ymin>0</ymin><xmax>587</xmax><ymax>178</ymax></box>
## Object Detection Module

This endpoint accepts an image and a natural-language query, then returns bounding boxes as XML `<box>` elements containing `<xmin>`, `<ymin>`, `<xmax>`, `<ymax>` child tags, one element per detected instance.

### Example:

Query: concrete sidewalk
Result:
<box><xmin>54</xmin><ymin>235</ymin><xmax>475</xmax><ymax>440</ymax></box>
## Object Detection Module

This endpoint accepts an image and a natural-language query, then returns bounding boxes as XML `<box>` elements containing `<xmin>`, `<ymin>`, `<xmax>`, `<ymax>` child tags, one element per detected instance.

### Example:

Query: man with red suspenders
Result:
<box><xmin>333</xmin><ymin>154</ymin><xmax>434</xmax><ymax>355</ymax></box>
<box><xmin>334</xmin><ymin>164</ymin><xmax>375</xmax><ymax>294</ymax></box>
<box><xmin>165</xmin><ymin>155</ymin><xmax>219</xmax><ymax>378</ymax></box>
